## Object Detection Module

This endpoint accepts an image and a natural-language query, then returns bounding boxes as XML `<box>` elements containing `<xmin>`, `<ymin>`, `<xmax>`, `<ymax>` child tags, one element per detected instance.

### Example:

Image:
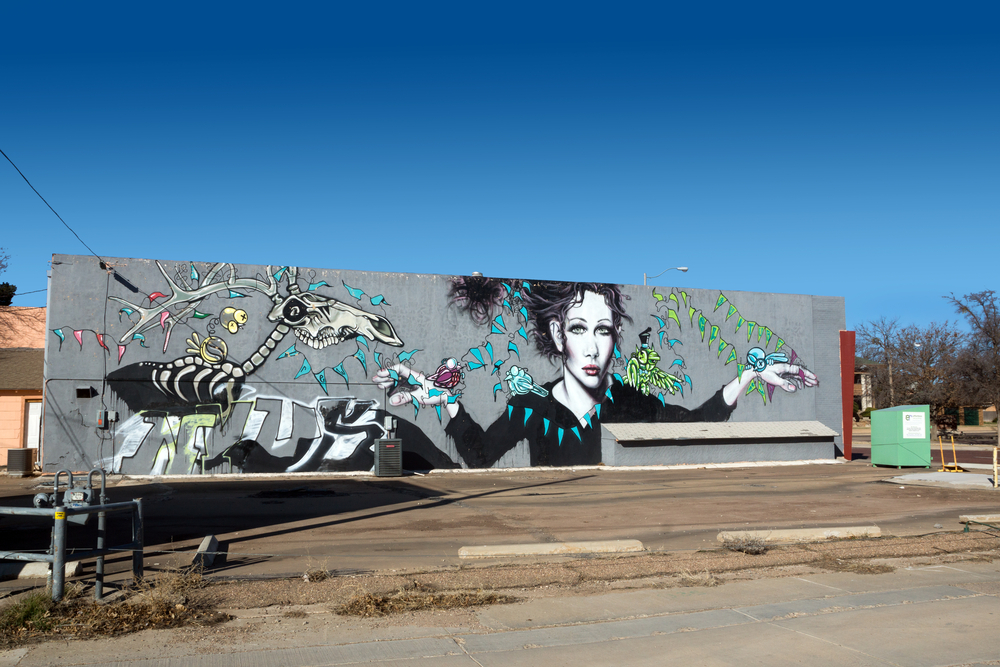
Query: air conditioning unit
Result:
<box><xmin>374</xmin><ymin>439</ymin><xmax>402</xmax><ymax>477</ymax></box>
<box><xmin>7</xmin><ymin>449</ymin><xmax>36</xmax><ymax>478</ymax></box>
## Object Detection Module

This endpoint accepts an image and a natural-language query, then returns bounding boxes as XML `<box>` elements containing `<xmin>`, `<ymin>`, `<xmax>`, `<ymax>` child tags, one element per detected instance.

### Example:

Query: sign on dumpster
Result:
<box><xmin>902</xmin><ymin>412</ymin><xmax>927</xmax><ymax>439</ymax></box>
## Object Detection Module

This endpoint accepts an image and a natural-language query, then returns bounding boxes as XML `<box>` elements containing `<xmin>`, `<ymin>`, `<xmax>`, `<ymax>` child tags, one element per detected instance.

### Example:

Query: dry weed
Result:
<box><xmin>814</xmin><ymin>556</ymin><xmax>894</xmax><ymax>575</ymax></box>
<box><xmin>676</xmin><ymin>569</ymin><xmax>720</xmax><ymax>587</ymax></box>
<box><xmin>0</xmin><ymin>566</ymin><xmax>230</xmax><ymax>648</ymax></box>
<box><xmin>336</xmin><ymin>582</ymin><xmax>516</xmax><ymax>617</ymax></box>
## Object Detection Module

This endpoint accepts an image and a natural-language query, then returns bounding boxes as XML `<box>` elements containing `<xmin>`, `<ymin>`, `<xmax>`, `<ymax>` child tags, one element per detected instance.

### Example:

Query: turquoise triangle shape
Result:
<box><xmin>543</xmin><ymin>418</ymin><xmax>550</xmax><ymax>435</ymax></box>
<box><xmin>571</xmin><ymin>427</ymin><xmax>580</xmax><ymax>441</ymax></box>
<box><xmin>523</xmin><ymin>407</ymin><xmax>533</xmax><ymax>425</ymax></box>
<box><xmin>595</xmin><ymin>403</ymin><xmax>601</xmax><ymax>418</ymax></box>
<box><xmin>507</xmin><ymin>405</ymin><xmax>513</xmax><ymax>420</ymax></box>
<box><xmin>557</xmin><ymin>428</ymin><xmax>564</xmax><ymax>446</ymax></box>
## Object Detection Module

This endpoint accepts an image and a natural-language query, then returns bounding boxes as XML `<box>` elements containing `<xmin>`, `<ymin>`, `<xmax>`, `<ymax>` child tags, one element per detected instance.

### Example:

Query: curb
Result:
<box><xmin>717</xmin><ymin>526</ymin><xmax>881</xmax><ymax>544</ymax></box>
<box><xmin>459</xmin><ymin>540</ymin><xmax>645</xmax><ymax>558</ymax></box>
<box><xmin>0</xmin><ymin>561</ymin><xmax>83</xmax><ymax>580</ymax></box>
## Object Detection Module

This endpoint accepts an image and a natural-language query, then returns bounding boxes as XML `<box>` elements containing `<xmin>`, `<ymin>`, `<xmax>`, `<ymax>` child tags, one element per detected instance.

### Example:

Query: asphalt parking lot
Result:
<box><xmin>2</xmin><ymin>448</ymin><xmax>999</xmax><ymax>581</ymax></box>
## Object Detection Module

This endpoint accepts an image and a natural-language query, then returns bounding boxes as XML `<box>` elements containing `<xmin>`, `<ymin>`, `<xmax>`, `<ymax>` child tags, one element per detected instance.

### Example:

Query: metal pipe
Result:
<box><xmin>88</xmin><ymin>468</ymin><xmax>108</xmax><ymax>504</ymax></box>
<box><xmin>53</xmin><ymin>469</ymin><xmax>72</xmax><ymax>506</ymax></box>
<box><xmin>95</xmin><ymin>508</ymin><xmax>106</xmax><ymax>600</ymax></box>
<box><xmin>0</xmin><ymin>501</ymin><xmax>139</xmax><ymax>517</ymax></box>
<box><xmin>0</xmin><ymin>551</ymin><xmax>56</xmax><ymax>562</ymax></box>
<box><xmin>131</xmin><ymin>498</ymin><xmax>144</xmax><ymax>584</ymax></box>
<box><xmin>90</xmin><ymin>468</ymin><xmax>107</xmax><ymax>600</ymax></box>
<box><xmin>52</xmin><ymin>506</ymin><xmax>67</xmax><ymax>602</ymax></box>
<box><xmin>0</xmin><ymin>506</ymin><xmax>63</xmax><ymax>517</ymax></box>
<box><xmin>7</xmin><ymin>544</ymin><xmax>143</xmax><ymax>563</ymax></box>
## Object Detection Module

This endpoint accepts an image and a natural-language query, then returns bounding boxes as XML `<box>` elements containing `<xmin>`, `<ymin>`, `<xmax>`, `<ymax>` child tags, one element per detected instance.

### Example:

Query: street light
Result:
<box><xmin>643</xmin><ymin>267</ymin><xmax>688</xmax><ymax>286</ymax></box>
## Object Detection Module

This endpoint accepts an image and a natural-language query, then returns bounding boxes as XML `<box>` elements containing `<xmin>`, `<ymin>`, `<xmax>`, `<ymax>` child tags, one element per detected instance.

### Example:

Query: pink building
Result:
<box><xmin>0</xmin><ymin>307</ymin><xmax>45</xmax><ymax>467</ymax></box>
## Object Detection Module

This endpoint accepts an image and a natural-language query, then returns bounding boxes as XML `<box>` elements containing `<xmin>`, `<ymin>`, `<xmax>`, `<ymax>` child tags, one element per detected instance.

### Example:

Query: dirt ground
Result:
<box><xmin>195</xmin><ymin>529</ymin><xmax>1000</xmax><ymax>610</ymax></box>
<box><xmin>98</xmin><ymin>528</ymin><xmax>1000</xmax><ymax>650</ymax></box>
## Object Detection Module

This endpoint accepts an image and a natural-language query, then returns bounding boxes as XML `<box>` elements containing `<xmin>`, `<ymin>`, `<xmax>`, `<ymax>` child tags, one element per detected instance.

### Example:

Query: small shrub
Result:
<box><xmin>0</xmin><ymin>591</ymin><xmax>54</xmax><ymax>644</ymax></box>
<box><xmin>722</xmin><ymin>533</ymin><xmax>769</xmax><ymax>555</ymax></box>
<box><xmin>303</xmin><ymin>568</ymin><xmax>331</xmax><ymax>583</ymax></box>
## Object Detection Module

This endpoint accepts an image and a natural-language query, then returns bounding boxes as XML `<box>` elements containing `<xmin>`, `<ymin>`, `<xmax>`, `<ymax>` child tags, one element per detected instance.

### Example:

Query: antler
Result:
<box><xmin>111</xmin><ymin>262</ymin><xmax>279</xmax><ymax>345</ymax></box>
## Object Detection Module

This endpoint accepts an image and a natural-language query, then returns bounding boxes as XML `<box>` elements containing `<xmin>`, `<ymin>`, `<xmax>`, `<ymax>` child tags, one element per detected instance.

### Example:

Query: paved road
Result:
<box><xmin>5</xmin><ymin>560</ymin><xmax>1000</xmax><ymax>666</ymax></box>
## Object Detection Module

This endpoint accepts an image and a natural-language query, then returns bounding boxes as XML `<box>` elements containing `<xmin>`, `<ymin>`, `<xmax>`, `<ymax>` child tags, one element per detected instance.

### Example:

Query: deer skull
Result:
<box><xmin>268</xmin><ymin>293</ymin><xmax>403</xmax><ymax>349</ymax></box>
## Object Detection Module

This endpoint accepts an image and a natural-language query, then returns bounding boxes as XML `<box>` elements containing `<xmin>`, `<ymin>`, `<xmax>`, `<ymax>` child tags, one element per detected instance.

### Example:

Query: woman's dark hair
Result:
<box><xmin>521</xmin><ymin>282</ymin><xmax>632</xmax><ymax>361</ymax></box>
<box><xmin>448</xmin><ymin>276</ymin><xmax>509</xmax><ymax>326</ymax></box>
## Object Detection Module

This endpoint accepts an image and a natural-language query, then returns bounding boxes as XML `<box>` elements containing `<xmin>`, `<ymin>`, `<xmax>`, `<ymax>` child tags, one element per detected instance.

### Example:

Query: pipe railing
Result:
<box><xmin>0</xmin><ymin>499</ymin><xmax>144</xmax><ymax>601</ymax></box>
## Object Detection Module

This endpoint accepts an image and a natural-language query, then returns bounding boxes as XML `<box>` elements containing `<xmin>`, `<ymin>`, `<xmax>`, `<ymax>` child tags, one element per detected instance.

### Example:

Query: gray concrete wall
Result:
<box><xmin>43</xmin><ymin>254</ymin><xmax>845</xmax><ymax>474</ymax></box>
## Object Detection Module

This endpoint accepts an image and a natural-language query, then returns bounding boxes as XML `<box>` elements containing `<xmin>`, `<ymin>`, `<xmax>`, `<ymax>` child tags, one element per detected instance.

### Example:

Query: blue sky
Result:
<box><xmin>2</xmin><ymin>2</ymin><xmax>997</xmax><ymax>330</ymax></box>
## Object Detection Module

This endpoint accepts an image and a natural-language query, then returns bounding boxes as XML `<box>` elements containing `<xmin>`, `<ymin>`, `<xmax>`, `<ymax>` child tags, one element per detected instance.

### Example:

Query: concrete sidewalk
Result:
<box><xmin>5</xmin><ymin>561</ymin><xmax>1000</xmax><ymax>666</ymax></box>
<box><xmin>888</xmin><ymin>471</ymin><xmax>998</xmax><ymax>489</ymax></box>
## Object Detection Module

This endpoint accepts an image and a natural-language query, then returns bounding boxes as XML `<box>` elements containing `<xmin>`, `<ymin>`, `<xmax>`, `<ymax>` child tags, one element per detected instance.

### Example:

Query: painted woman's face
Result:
<box><xmin>551</xmin><ymin>291</ymin><xmax>616</xmax><ymax>392</ymax></box>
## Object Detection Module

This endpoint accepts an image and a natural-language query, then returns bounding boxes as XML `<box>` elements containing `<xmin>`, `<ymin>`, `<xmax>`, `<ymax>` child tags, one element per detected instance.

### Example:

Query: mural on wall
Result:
<box><xmin>373</xmin><ymin>278</ymin><xmax>817</xmax><ymax>467</ymax></box>
<box><xmin>50</xmin><ymin>259</ymin><xmax>821</xmax><ymax>475</ymax></box>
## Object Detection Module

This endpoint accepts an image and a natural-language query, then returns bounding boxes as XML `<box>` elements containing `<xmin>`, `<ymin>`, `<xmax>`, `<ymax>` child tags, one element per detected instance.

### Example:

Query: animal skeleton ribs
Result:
<box><xmin>107</xmin><ymin>262</ymin><xmax>403</xmax><ymax>420</ymax></box>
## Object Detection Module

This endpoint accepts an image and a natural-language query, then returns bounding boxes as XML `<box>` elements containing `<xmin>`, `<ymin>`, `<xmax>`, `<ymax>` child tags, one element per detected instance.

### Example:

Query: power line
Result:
<box><xmin>0</xmin><ymin>147</ymin><xmax>105</xmax><ymax>264</ymax></box>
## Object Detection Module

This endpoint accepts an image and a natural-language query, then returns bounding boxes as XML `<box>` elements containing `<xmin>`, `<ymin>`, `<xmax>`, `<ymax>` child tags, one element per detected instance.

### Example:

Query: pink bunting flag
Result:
<box><xmin>159</xmin><ymin>312</ymin><xmax>171</xmax><ymax>330</ymax></box>
<box><xmin>96</xmin><ymin>333</ymin><xmax>109</xmax><ymax>350</ymax></box>
<box><xmin>118</xmin><ymin>345</ymin><xmax>127</xmax><ymax>363</ymax></box>
<box><xmin>73</xmin><ymin>330</ymin><xmax>84</xmax><ymax>347</ymax></box>
<box><xmin>149</xmin><ymin>292</ymin><xmax>167</xmax><ymax>301</ymax></box>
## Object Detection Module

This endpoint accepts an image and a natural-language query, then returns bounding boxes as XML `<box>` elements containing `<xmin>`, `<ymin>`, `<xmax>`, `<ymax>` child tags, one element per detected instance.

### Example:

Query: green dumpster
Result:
<box><xmin>871</xmin><ymin>405</ymin><xmax>931</xmax><ymax>468</ymax></box>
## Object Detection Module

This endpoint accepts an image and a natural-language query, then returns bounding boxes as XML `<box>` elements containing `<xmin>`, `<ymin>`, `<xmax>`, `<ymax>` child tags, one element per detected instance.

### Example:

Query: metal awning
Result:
<box><xmin>603</xmin><ymin>420</ymin><xmax>839</xmax><ymax>443</ymax></box>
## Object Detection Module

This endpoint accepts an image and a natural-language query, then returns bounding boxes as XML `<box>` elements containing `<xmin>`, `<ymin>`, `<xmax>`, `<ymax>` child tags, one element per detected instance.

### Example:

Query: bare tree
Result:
<box><xmin>856</xmin><ymin>316</ymin><xmax>901</xmax><ymax>408</ymax></box>
<box><xmin>856</xmin><ymin>317</ymin><xmax>968</xmax><ymax>430</ymax></box>
<box><xmin>892</xmin><ymin>321</ymin><xmax>965</xmax><ymax>419</ymax></box>
<box><xmin>947</xmin><ymin>290</ymin><xmax>1000</xmax><ymax>444</ymax></box>
<box><xmin>0</xmin><ymin>246</ymin><xmax>11</xmax><ymax>303</ymax></box>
